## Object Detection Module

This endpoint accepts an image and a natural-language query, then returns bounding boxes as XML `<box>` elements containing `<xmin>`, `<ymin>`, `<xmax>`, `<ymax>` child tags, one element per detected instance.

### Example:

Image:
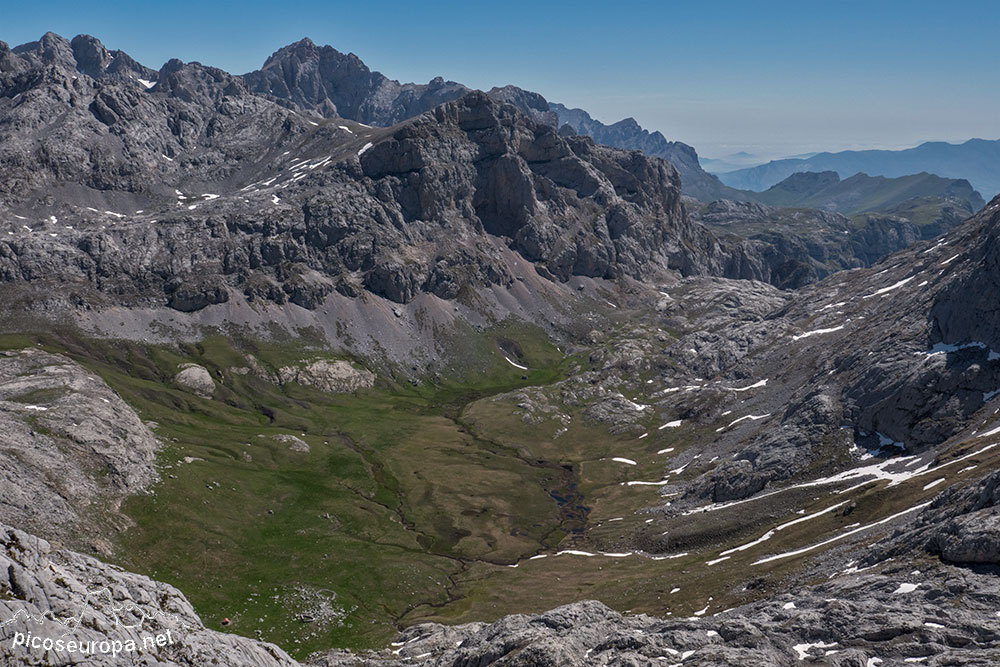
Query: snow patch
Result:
<box><xmin>753</xmin><ymin>503</ymin><xmax>931</xmax><ymax>565</ymax></box>
<box><xmin>717</xmin><ymin>413</ymin><xmax>771</xmax><ymax>432</ymax></box>
<box><xmin>626</xmin><ymin>479</ymin><xmax>672</xmax><ymax>487</ymax></box>
<box><xmin>503</xmin><ymin>356</ymin><xmax>527</xmax><ymax>370</ymax></box>
<box><xmin>728</xmin><ymin>379</ymin><xmax>768</xmax><ymax>391</ymax></box>
<box><xmin>927</xmin><ymin>341</ymin><xmax>1000</xmax><ymax>360</ymax></box>
<box><xmin>977</xmin><ymin>423</ymin><xmax>1000</xmax><ymax>439</ymax></box>
<box><xmin>792</xmin><ymin>325</ymin><xmax>845</xmax><ymax>341</ymax></box>
<box><xmin>863</xmin><ymin>276</ymin><xmax>914</xmax><ymax>299</ymax></box>
<box><xmin>612</xmin><ymin>457</ymin><xmax>637</xmax><ymax>465</ymax></box>
<box><xmin>792</xmin><ymin>642</ymin><xmax>838</xmax><ymax>660</ymax></box>
<box><xmin>720</xmin><ymin>501</ymin><xmax>848</xmax><ymax>556</ymax></box>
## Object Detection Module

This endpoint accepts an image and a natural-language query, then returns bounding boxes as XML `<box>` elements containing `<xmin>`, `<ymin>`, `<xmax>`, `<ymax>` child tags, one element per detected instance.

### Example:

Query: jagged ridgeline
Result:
<box><xmin>0</xmin><ymin>33</ymin><xmax>782</xmax><ymax>326</ymax></box>
<box><xmin>2</xmin><ymin>32</ymin><xmax>1000</xmax><ymax>666</ymax></box>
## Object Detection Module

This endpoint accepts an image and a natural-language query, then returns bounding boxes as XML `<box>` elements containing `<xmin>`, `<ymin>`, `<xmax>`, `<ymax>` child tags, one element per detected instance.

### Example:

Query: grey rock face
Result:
<box><xmin>0</xmin><ymin>348</ymin><xmax>160</xmax><ymax>548</ymax></box>
<box><xmin>0</xmin><ymin>51</ymin><xmax>780</xmax><ymax>313</ymax></box>
<box><xmin>278</xmin><ymin>359</ymin><xmax>375</xmax><ymax>393</ymax></box>
<box><xmin>885</xmin><ymin>469</ymin><xmax>1000</xmax><ymax>565</ymax></box>
<box><xmin>709</xmin><ymin>460</ymin><xmax>769</xmax><ymax>502</ymax></box>
<box><xmin>930</xmin><ymin>196</ymin><xmax>1000</xmax><ymax>351</ymax></box>
<box><xmin>1</xmin><ymin>31</ymin><xmax>896</xmax><ymax>312</ymax></box>
<box><xmin>0</xmin><ymin>521</ymin><xmax>297</xmax><ymax>667</ymax></box>
<box><xmin>273</xmin><ymin>434</ymin><xmax>310</xmax><ymax>453</ymax></box>
<box><xmin>689</xmin><ymin>197</ymin><xmax>974</xmax><ymax>289</ymax></box>
<box><xmin>485</xmin><ymin>85</ymin><xmax>558</xmax><ymax>127</ymax></box>
<box><xmin>550</xmin><ymin>102</ymin><xmax>746</xmax><ymax>203</ymax></box>
<box><xmin>688</xmin><ymin>201</ymin><xmax>854</xmax><ymax>289</ymax></box>
<box><xmin>0</xmin><ymin>34</ymin><xmax>313</xmax><ymax>206</ymax></box>
<box><xmin>173</xmin><ymin>363</ymin><xmax>215</xmax><ymax>397</ymax></box>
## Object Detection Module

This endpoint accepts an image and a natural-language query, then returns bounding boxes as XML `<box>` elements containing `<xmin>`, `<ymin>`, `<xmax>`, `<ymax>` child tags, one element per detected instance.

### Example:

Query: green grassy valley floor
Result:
<box><xmin>3</xmin><ymin>325</ymin><xmax>994</xmax><ymax>660</ymax></box>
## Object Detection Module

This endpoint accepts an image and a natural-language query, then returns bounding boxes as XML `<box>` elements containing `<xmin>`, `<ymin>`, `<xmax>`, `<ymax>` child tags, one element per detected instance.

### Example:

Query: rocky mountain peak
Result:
<box><xmin>611</xmin><ymin>116</ymin><xmax>642</xmax><ymax>132</ymax></box>
<box><xmin>12</xmin><ymin>31</ymin><xmax>75</xmax><ymax>67</ymax></box>
<box><xmin>69</xmin><ymin>33</ymin><xmax>112</xmax><ymax>77</ymax></box>
<box><xmin>155</xmin><ymin>57</ymin><xmax>246</xmax><ymax>104</ymax></box>
<box><xmin>260</xmin><ymin>36</ymin><xmax>322</xmax><ymax>68</ymax></box>
<box><xmin>486</xmin><ymin>85</ymin><xmax>557</xmax><ymax>126</ymax></box>
<box><xmin>0</xmin><ymin>40</ymin><xmax>20</xmax><ymax>73</ymax></box>
<box><xmin>246</xmin><ymin>37</ymin><xmax>390</xmax><ymax>121</ymax></box>
<box><xmin>5</xmin><ymin>31</ymin><xmax>155</xmax><ymax>83</ymax></box>
<box><xmin>551</xmin><ymin>102</ymin><xmax>745</xmax><ymax>201</ymax></box>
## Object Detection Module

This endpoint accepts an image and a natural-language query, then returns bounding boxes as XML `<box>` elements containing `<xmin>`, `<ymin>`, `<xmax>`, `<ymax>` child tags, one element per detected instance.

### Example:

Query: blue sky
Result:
<box><xmin>4</xmin><ymin>0</ymin><xmax>998</xmax><ymax>158</ymax></box>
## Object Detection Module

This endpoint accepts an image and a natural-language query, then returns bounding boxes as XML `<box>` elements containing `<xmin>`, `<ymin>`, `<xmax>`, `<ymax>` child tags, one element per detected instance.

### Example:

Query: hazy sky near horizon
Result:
<box><xmin>4</xmin><ymin>0</ymin><xmax>998</xmax><ymax>159</ymax></box>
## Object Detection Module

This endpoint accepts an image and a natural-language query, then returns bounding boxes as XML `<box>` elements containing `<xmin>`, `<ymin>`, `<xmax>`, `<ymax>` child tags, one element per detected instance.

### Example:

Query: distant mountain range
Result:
<box><xmin>753</xmin><ymin>170</ymin><xmax>985</xmax><ymax>216</ymax></box>
<box><xmin>716</xmin><ymin>139</ymin><xmax>1000</xmax><ymax>198</ymax></box>
<box><xmin>698</xmin><ymin>152</ymin><xmax>774</xmax><ymax>174</ymax></box>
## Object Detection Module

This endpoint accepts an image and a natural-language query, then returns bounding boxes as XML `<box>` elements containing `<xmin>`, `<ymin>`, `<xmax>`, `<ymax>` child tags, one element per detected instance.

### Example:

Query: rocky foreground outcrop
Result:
<box><xmin>174</xmin><ymin>363</ymin><xmax>216</xmax><ymax>397</ymax></box>
<box><xmin>0</xmin><ymin>348</ymin><xmax>160</xmax><ymax>551</ymax></box>
<box><xmin>278</xmin><ymin>359</ymin><xmax>375</xmax><ymax>393</ymax></box>
<box><xmin>0</xmin><ymin>521</ymin><xmax>297</xmax><ymax>667</ymax></box>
